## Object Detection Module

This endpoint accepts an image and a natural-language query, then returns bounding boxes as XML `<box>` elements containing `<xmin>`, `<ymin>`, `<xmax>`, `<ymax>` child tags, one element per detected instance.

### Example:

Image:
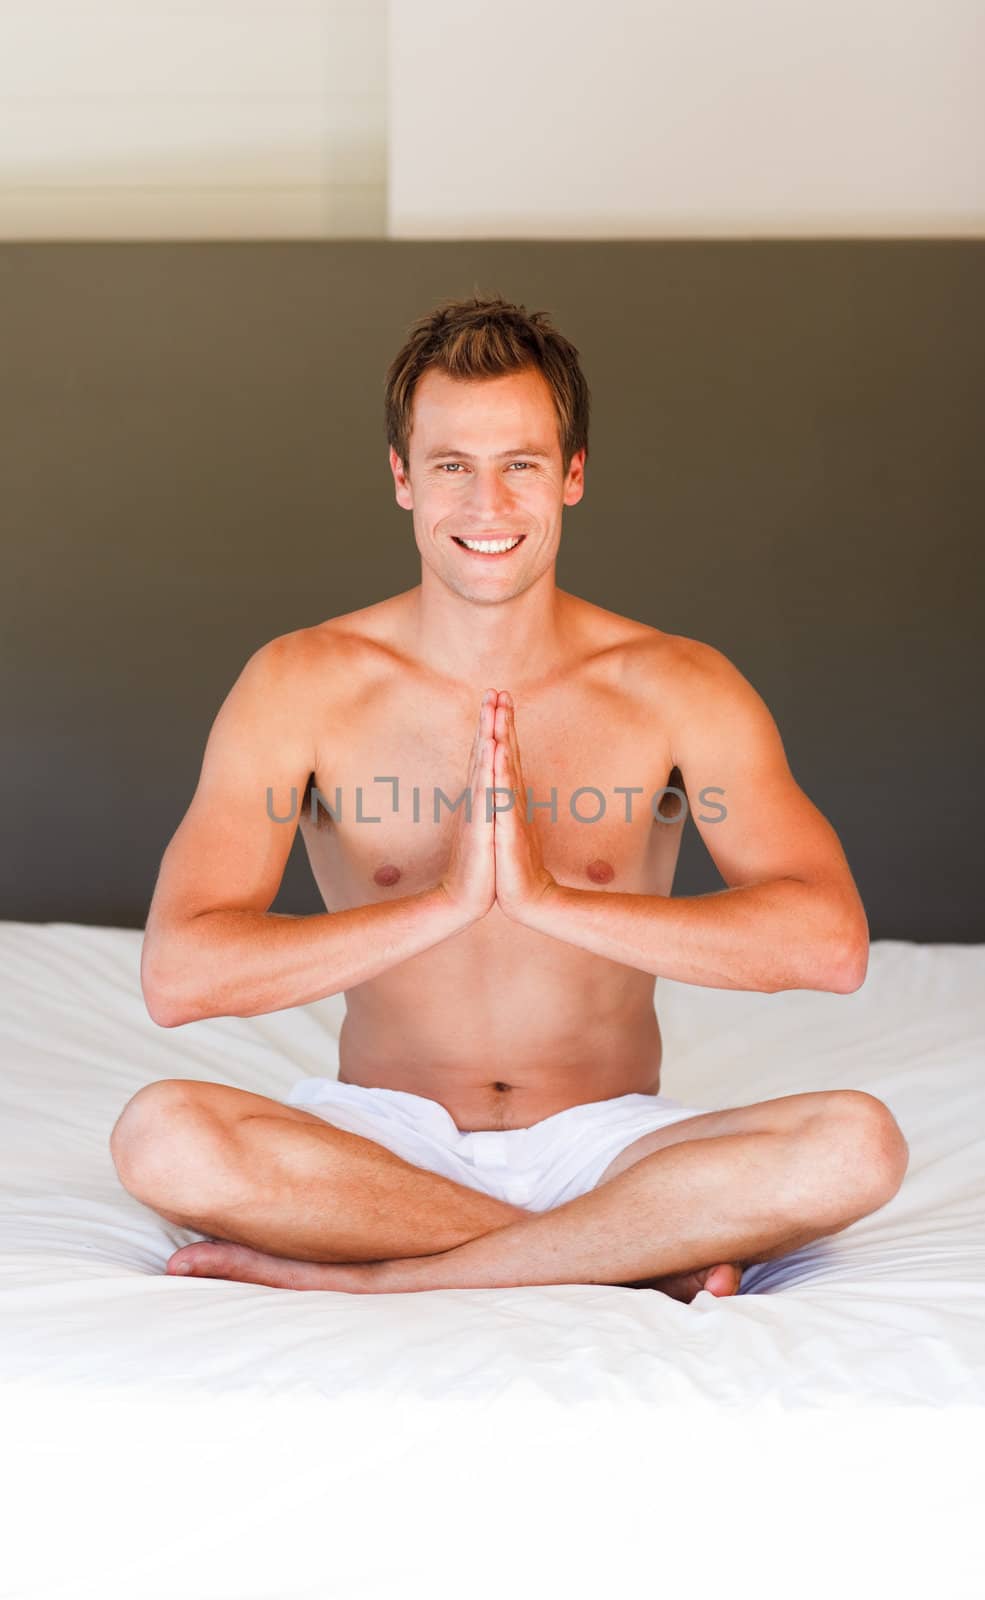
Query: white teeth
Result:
<box><xmin>459</xmin><ymin>536</ymin><xmax>522</xmax><ymax>553</ymax></box>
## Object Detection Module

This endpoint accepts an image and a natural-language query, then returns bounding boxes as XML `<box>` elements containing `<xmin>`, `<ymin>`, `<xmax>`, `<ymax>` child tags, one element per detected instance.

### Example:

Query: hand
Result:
<box><xmin>438</xmin><ymin>689</ymin><xmax>497</xmax><ymax>924</ymax></box>
<box><xmin>492</xmin><ymin>690</ymin><xmax>558</xmax><ymax>921</ymax></box>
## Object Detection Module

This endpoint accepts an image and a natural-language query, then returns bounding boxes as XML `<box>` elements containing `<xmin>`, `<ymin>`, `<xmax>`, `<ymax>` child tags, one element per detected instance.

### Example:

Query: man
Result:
<box><xmin>110</xmin><ymin>293</ymin><xmax>908</xmax><ymax>1301</ymax></box>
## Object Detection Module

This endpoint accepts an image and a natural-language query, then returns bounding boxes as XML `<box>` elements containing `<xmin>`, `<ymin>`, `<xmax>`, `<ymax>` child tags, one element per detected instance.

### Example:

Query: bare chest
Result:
<box><xmin>298</xmin><ymin>691</ymin><xmax>682</xmax><ymax>908</ymax></box>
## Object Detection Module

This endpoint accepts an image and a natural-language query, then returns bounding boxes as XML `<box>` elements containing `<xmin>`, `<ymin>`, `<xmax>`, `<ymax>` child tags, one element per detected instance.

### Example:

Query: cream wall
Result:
<box><xmin>388</xmin><ymin>0</ymin><xmax>985</xmax><ymax>237</ymax></box>
<box><xmin>0</xmin><ymin>0</ymin><xmax>386</xmax><ymax>238</ymax></box>
<box><xmin>1</xmin><ymin>0</ymin><xmax>981</xmax><ymax>239</ymax></box>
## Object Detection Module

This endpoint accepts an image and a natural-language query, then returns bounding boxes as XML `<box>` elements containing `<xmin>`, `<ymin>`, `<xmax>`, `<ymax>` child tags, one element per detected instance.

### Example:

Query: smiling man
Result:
<box><xmin>111</xmin><ymin>292</ymin><xmax>908</xmax><ymax>1300</ymax></box>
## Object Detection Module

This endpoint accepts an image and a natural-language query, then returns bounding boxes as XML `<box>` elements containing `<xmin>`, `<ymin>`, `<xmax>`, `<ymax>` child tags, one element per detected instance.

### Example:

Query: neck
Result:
<box><xmin>410</xmin><ymin>567</ymin><xmax>571</xmax><ymax>692</ymax></box>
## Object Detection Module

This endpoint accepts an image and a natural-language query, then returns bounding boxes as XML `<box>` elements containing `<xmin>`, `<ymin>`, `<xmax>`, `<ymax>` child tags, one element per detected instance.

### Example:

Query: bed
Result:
<box><xmin>1</xmin><ymin>921</ymin><xmax>983</xmax><ymax>1600</ymax></box>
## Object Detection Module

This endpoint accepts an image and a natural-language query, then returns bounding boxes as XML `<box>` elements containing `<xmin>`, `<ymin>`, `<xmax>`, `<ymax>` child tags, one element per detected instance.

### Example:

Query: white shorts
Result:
<box><xmin>282</xmin><ymin>1077</ymin><xmax>710</xmax><ymax>1212</ymax></box>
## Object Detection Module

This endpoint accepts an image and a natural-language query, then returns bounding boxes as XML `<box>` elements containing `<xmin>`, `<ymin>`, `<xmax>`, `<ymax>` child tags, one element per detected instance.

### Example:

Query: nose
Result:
<box><xmin>469</xmin><ymin>466</ymin><xmax>513</xmax><ymax>515</ymax></box>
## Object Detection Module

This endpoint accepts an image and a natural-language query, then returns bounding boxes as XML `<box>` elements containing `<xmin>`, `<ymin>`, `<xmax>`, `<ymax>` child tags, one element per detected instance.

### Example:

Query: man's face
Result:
<box><xmin>390</xmin><ymin>365</ymin><xmax>585</xmax><ymax>603</ymax></box>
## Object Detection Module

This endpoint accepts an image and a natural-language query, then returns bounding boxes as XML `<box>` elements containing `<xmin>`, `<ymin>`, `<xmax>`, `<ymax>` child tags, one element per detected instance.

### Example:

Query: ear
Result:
<box><xmin>563</xmin><ymin>447</ymin><xmax>586</xmax><ymax>507</ymax></box>
<box><xmin>390</xmin><ymin>446</ymin><xmax>413</xmax><ymax>510</ymax></box>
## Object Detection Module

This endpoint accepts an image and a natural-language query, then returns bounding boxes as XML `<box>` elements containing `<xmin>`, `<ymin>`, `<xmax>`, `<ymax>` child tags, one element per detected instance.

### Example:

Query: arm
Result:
<box><xmin>141</xmin><ymin>635</ymin><xmax>473</xmax><ymax>1028</ymax></box>
<box><xmin>511</xmin><ymin>643</ymin><xmax>869</xmax><ymax>994</ymax></box>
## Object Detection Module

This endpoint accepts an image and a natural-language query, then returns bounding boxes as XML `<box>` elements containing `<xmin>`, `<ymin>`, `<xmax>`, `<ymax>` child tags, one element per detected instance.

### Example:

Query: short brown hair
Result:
<box><xmin>384</xmin><ymin>290</ymin><xmax>590</xmax><ymax>476</ymax></box>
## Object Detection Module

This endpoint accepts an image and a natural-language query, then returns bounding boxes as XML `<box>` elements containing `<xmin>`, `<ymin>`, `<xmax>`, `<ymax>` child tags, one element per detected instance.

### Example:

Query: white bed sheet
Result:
<box><xmin>0</xmin><ymin>922</ymin><xmax>983</xmax><ymax>1600</ymax></box>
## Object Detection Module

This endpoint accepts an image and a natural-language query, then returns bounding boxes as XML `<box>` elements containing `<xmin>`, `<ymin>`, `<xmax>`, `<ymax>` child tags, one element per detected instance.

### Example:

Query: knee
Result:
<box><xmin>820</xmin><ymin>1090</ymin><xmax>910</xmax><ymax>1210</ymax></box>
<box><xmin>110</xmin><ymin>1078</ymin><xmax>239</xmax><ymax>1214</ymax></box>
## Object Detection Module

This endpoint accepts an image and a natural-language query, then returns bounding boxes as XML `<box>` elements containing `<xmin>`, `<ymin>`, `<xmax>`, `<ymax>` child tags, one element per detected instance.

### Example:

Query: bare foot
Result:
<box><xmin>166</xmin><ymin>1242</ymin><xmax>743</xmax><ymax>1301</ymax></box>
<box><xmin>627</xmin><ymin>1261</ymin><xmax>744</xmax><ymax>1303</ymax></box>
<box><xmin>165</xmin><ymin>1240</ymin><xmax>381</xmax><ymax>1293</ymax></box>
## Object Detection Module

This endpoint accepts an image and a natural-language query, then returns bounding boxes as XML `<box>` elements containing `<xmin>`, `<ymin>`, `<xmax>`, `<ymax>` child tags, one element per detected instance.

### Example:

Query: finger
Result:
<box><xmin>494</xmin><ymin>737</ymin><xmax>519</xmax><ymax>821</ymax></box>
<box><xmin>486</xmin><ymin>736</ymin><xmax>498</xmax><ymax>825</ymax></box>
<box><xmin>493</xmin><ymin>698</ymin><xmax>524</xmax><ymax>803</ymax></box>
<box><xmin>479</xmin><ymin>690</ymin><xmax>496</xmax><ymax>748</ymax></box>
<box><xmin>495</xmin><ymin>694</ymin><xmax>516</xmax><ymax>761</ymax></box>
<box><xmin>501</xmin><ymin>720</ymin><xmax>520</xmax><ymax>797</ymax></box>
<box><xmin>470</xmin><ymin>691</ymin><xmax>496</xmax><ymax>775</ymax></box>
<box><xmin>504</xmin><ymin>699</ymin><xmax>523</xmax><ymax>786</ymax></box>
<box><xmin>494</xmin><ymin>738</ymin><xmax>511</xmax><ymax>804</ymax></box>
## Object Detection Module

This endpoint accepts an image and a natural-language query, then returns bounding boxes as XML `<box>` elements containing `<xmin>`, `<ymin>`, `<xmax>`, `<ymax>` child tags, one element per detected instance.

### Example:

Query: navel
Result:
<box><xmin>491</xmin><ymin>1081</ymin><xmax>512</xmax><ymax>1093</ymax></box>
<box><xmin>373</xmin><ymin>863</ymin><xmax>402</xmax><ymax>887</ymax></box>
<box><xmin>586</xmin><ymin>858</ymin><xmax>615</xmax><ymax>884</ymax></box>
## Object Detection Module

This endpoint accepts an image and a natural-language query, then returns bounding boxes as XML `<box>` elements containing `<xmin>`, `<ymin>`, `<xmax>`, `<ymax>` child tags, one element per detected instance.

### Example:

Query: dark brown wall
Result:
<box><xmin>2</xmin><ymin>241</ymin><xmax>982</xmax><ymax>940</ymax></box>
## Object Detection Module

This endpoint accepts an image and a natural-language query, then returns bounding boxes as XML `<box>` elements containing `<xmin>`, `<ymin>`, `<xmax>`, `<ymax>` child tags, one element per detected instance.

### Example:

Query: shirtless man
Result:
<box><xmin>110</xmin><ymin>293</ymin><xmax>908</xmax><ymax>1301</ymax></box>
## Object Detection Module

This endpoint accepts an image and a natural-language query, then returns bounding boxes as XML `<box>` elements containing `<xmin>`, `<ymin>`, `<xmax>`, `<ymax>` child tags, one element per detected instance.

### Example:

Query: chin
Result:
<box><xmin>455</xmin><ymin>585</ymin><xmax>517</xmax><ymax>605</ymax></box>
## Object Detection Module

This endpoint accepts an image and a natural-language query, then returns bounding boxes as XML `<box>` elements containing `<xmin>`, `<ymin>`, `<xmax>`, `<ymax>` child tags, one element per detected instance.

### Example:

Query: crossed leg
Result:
<box><xmin>111</xmin><ymin>1079</ymin><xmax>908</xmax><ymax>1298</ymax></box>
<box><xmin>110</xmin><ymin>1077</ymin><xmax>532</xmax><ymax>1263</ymax></box>
<box><xmin>341</xmin><ymin>1087</ymin><xmax>909</xmax><ymax>1295</ymax></box>
<box><xmin>587</xmin><ymin>1090</ymin><xmax>898</xmax><ymax>1297</ymax></box>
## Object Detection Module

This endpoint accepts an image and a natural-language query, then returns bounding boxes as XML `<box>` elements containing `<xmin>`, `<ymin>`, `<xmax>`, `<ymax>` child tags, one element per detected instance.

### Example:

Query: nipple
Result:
<box><xmin>373</xmin><ymin>864</ymin><xmax>402</xmax><ymax>887</ymax></box>
<box><xmin>586</xmin><ymin>858</ymin><xmax>615</xmax><ymax>884</ymax></box>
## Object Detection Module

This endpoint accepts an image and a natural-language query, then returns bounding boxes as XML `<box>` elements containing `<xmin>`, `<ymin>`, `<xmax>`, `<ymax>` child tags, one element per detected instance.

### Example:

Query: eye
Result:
<box><xmin>437</xmin><ymin>461</ymin><xmax>535</xmax><ymax>472</ymax></box>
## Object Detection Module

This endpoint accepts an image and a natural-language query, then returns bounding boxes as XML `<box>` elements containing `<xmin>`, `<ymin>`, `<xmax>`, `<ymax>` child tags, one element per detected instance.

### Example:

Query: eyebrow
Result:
<box><xmin>423</xmin><ymin>445</ymin><xmax>554</xmax><ymax>462</ymax></box>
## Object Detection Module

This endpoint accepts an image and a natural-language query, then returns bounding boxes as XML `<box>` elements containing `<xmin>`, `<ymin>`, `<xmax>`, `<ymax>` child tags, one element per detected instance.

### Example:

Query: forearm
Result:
<box><xmin>142</xmin><ymin>886</ymin><xmax>473</xmax><ymax>1026</ymax></box>
<box><xmin>518</xmin><ymin>876</ymin><xmax>863</xmax><ymax>993</ymax></box>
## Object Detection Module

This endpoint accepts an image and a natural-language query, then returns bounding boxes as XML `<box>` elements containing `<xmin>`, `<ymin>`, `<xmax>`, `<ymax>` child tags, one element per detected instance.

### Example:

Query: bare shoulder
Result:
<box><xmin>629</xmin><ymin>626</ymin><xmax>757</xmax><ymax>708</ymax></box>
<box><xmin>305</xmin><ymin>591</ymin><xmax>420</xmax><ymax>672</ymax></box>
<box><xmin>598</xmin><ymin>624</ymin><xmax>777</xmax><ymax>770</ymax></box>
<box><xmin>246</xmin><ymin>624</ymin><xmax>318</xmax><ymax>672</ymax></box>
<box><xmin>230</xmin><ymin>625</ymin><xmax>339</xmax><ymax>713</ymax></box>
<box><xmin>255</xmin><ymin>599</ymin><xmax>404</xmax><ymax>686</ymax></box>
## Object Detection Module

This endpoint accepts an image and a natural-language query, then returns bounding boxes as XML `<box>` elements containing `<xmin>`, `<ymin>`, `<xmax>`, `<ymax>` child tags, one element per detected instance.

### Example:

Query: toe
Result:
<box><xmin>166</xmin><ymin>1242</ymin><xmax>224</xmax><ymax>1277</ymax></box>
<box><xmin>166</xmin><ymin>1246</ymin><xmax>202</xmax><ymax>1275</ymax></box>
<box><xmin>704</xmin><ymin>1262</ymin><xmax>743</xmax><ymax>1296</ymax></box>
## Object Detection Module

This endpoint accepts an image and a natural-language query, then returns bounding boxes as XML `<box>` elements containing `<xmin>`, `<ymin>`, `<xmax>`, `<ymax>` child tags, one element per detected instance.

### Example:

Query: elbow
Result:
<box><xmin>831</xmin><ymin>954</ymin><xmax>868</xmax><ymax>996</ymax></box>
<box><xmin>827</xmin><ymin>925</ymin><xmax>870</xmax><ymax>995</ymax></box>
<box><xmin>142</xmin><ymin>981</ymin><xmax>192</xmax><ymax>1029</ymax></box>
<box><xmin>140</xmin><ymin>942</ymin><xmax>196</xmax><ymax>1028</ymax></box>
<box><xmin>783</xmin><ymin>921</ymin><xmax>868</xmax><ymax>996</ymax></box>
<box><xmin>142</xmin><ymin>965</ymin><xmax>226</xmax><ymax>1028</ymax></box>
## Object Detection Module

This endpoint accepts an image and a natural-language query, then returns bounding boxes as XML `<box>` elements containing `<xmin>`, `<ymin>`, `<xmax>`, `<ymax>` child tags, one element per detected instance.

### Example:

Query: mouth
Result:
<box><xmin>452</xmin><ymin>535</ymin><xmax>526</xmax><ymax>558</ymax></box>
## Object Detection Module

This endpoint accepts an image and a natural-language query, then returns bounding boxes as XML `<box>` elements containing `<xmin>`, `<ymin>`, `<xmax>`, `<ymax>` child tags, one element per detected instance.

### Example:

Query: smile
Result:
<box><xmin>452</xmin><ymin>536</ymin><xmax>525</xmax><ymax>555</ymax></box>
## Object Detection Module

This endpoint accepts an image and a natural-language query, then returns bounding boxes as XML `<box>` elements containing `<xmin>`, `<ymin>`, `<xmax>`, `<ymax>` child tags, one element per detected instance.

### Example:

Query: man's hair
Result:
<box><xmin>384</xmin><ymin>290</ymin><xmax>591</xmax><ymax>476</ymax></box>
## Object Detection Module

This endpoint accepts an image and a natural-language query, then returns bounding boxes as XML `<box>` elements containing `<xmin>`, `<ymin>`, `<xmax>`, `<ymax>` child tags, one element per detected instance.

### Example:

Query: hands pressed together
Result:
<box><xmin>440</xmin><ymin>688</ymin><xmax>559</xmax><ymax>926</ymax></box>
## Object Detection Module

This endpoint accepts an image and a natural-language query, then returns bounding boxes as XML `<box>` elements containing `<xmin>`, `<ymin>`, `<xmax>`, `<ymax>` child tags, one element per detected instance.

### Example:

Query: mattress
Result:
<box><xmin>1</xmin><ymin>922</ymin><xmax>983</xmax><ymax>1600</ymax></box>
